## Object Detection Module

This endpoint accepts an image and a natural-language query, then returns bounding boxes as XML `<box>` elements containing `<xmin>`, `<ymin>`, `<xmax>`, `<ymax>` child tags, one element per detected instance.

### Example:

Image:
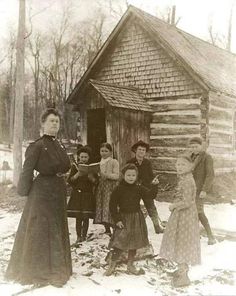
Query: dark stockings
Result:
<box><xmin>76</xmin><ymin>218</ymin><xmax>89</xmax><ymax>238</ymax></box>
<box><xmin>128</xmin><ymin>249</ymin><xmax>137</xmax><ymax>261</ymax></box>
<box><xmin>104</xmin><ymin>223</ymin><xmax>112</xmax><ymax>234</ymax></box>
<box><xmin>111</xmin><ymin>248</ymin><xmax>137</xmax><ymax>262</ymax></box>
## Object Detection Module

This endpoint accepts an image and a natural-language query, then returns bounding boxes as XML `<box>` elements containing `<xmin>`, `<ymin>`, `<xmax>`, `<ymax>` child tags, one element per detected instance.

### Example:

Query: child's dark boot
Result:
<box><xmin>104</xmin><ymin>260</ymin><xmax>117</xmax><ymax>276</ymax></box>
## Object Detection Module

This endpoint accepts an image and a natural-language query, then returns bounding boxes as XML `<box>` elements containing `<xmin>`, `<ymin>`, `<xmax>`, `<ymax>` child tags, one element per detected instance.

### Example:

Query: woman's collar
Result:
<box><xmin>43</xmin><ymin>134</ymin><xmax>56</xmax><ymax>140</ymax></box>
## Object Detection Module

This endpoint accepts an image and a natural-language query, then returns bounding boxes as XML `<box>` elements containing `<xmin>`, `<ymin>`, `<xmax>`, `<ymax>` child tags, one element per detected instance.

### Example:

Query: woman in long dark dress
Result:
<box><xmin>5</xmin><ymin>108</ymin><xmax>72</xmax><ymax>287</ymax></box>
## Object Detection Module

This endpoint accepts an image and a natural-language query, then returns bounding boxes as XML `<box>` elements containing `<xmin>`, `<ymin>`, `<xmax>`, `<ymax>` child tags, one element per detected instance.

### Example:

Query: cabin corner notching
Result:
<box><xmin>67</xmin><ymin>5</ymin><xmax>236</xmax><ymax>175</ymax></box>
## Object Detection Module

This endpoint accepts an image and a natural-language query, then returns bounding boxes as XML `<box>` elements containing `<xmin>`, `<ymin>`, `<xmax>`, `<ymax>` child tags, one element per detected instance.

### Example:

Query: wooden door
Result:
<box><xmin>87</xmin><ymin>108</ymin><xmax>106</xmax><ymax>162</ymax></box>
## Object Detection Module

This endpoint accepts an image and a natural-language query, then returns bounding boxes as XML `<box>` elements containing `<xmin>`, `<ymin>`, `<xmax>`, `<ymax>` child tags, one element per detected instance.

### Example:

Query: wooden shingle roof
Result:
<box><xmin>89</xmin><ymin>79</ymin><xmax>152</xmax><ymax>112</ymax></box>
<box><xmin>133</xmin><ymin>6</ymin><xmax>236</xmax><ymax>97</ymax></box>
<box><xmin>67</xmin><ymin>5</ymin><xmax>236</xmax><ymax>104</ymax></box>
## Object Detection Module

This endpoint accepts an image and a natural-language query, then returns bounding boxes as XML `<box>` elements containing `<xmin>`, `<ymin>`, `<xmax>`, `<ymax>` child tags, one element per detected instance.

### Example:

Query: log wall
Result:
<box><xmin>92</xmin><ymin>19</ymin><xmax>205</xmax><ymax>173</ymax></box>
<box><xmin>208</xmin><ymin>91</ymin><xmax>236</xmax><ymax>174</ymax></box>
<box><xmin>149</xmin><ymin>94</ymin><xmax>203</xmax><ymax>173</ymax></box>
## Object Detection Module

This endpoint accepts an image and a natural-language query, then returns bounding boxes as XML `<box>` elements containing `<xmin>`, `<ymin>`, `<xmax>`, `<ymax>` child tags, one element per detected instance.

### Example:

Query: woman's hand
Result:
<box><xmin>116</xmin><ymin>221</ymin><xmax>124</xmax><ymax>229</ymax></box>
<box><xmin>169</xmin><ymin>204</ymin><xmax>175</xmax><ymax>212</ymax></box>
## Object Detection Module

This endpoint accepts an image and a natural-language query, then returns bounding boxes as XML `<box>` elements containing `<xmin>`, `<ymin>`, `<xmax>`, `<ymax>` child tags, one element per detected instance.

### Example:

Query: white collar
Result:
<box><xmin>100</xmin><ymin>156</ymin><xmax>112</xmax><ymax>165</ymax></box>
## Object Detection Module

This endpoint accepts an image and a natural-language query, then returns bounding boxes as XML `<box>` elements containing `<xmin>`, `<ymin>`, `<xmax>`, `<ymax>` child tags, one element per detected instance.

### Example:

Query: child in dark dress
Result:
<box><xmin>67</xmin><ymin>146</ymin><xmax>97</xmax><ymax>244</ymax></box>
<box><xmin>104</xmin><ymin>163</ymin><xmax>159</xmax><ymax>276</ymax></box>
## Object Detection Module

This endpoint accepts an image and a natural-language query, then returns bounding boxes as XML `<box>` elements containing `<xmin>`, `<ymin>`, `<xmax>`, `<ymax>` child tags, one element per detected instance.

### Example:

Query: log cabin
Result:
<box><xmin>67</xmin><ymin>5</ymin><xmax>236</xmax><ymax>176</ymax></box>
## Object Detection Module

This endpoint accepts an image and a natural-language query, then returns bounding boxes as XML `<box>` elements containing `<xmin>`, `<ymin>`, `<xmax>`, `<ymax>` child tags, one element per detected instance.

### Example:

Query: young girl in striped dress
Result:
<box><xmin>94</xmin><ymin>143</ymin><xmax>120</xmax><ymax>235</ymax></box>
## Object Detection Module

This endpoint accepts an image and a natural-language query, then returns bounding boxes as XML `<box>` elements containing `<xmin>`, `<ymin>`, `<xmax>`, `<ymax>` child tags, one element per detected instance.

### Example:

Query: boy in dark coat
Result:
<box><xmin>127</xmin><ymin>140</ymin><xmax>164</xmax><ymax>233</ymax></box>
<box><xmin>189</xmin><ymin>137</ymin><xmax>216</xmax><ymax>245</ymax></box>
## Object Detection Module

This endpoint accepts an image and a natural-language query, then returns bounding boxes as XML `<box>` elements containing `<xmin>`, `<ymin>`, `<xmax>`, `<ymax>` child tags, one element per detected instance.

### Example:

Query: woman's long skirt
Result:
<box><xmin>5</xmin><ymin>175</ymin><xmax>72</xmax><ymax>286</ymax></box>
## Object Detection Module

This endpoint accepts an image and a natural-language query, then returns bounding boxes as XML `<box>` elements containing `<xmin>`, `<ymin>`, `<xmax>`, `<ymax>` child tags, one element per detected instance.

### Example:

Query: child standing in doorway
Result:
<box><xmin>104</xmin><ymin>163</ymin><xmax>159</xmax><ymax>276</ymax></box>
<box><xmin>67</xmin><ymin>146</ymin><xmax>97</xmax><ymax>244</ymax></box>
<box><xmin>159</xmin><ymin>154</ymin><xmax>201</xmax><ymax>288</ymax></box>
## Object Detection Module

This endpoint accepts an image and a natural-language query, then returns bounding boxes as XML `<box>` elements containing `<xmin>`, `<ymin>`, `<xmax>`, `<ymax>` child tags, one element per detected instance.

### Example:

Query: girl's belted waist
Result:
<box><xmin>38</xmin><ymin>172</ymin><xmax>67</xmax><ymax>178</ymax></box>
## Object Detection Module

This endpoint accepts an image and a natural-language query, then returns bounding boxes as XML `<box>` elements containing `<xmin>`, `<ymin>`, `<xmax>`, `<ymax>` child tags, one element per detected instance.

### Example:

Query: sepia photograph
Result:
<box><xmin>0</xmin><ymin>0</ymin><xmax>236</xmax><ymax>295</ymax></box>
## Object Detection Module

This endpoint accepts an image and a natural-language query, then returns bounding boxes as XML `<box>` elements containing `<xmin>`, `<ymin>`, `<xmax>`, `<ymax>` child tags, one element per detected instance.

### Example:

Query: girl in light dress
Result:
<box><xmin>159</xmin><ymin>154</ymin><xmax>201</xmax><ymax>287</ymax></box>
<box><xmin>94</xmin><ymin>143</ymin><xmax>119</xmax><ymax>235</ymax></box>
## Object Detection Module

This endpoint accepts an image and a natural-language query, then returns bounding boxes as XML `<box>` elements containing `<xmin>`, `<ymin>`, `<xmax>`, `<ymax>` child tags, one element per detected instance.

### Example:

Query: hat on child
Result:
<box><xmin>131</xmin><ymin>140</ymin><xmax>150</xmax><ymax>152</ymax></box>
<box><xmin>189</xmin><ymin>136</ymin><xmax>202</xmax><ymax>145</ymax></box>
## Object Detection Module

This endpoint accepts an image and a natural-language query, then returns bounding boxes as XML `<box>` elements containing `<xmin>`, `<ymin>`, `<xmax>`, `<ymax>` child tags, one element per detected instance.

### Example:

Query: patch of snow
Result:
<box><xmin>0</xmin><ymin>200</ymin><xmax>236</xmax><ymax>295</ymax></box>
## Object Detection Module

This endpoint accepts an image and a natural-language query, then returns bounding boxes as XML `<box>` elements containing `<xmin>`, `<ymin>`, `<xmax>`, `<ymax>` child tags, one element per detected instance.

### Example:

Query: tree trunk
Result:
<box><xmin>227</xmin><ymin>2</ymin><xmax>235</xmax><ymax>52</ymax></box>
<box><xmin>13</xmin><ymin>0</ymin><xmax>25</xmax><ymax>186</ymax></box>
<box><xmin>9</xmin><ymin>53</ymin><xmax>15</xmax><ymax>144</ymax></box>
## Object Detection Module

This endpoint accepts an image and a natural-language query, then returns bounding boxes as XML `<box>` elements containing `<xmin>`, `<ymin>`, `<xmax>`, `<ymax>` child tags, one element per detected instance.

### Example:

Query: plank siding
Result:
<box><xmin>108</xmin><ymin>108</ymin><xmax>150</xmax><ymax>167</ymax></box>
<box><xmin>86</xmin><ymin>88</ymin><xmax>106</xmax><ymax>109</ymax></box>
<box><xmin>91</xmin><ymin>18</ymin><xmax>206</xmax><ymax>173</ymax></box>
<box><xmin>77</xmin><ymin>17</ymin><xmax>236</xmax><ymax>175</ymax></box>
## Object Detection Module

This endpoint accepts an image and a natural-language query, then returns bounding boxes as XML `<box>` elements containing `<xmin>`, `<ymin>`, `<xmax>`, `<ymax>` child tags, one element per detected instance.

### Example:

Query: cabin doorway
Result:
<box><xmin>87</xmin><ymin>108</ymin><xmax>106</xmax><ymax>162</ymax></box>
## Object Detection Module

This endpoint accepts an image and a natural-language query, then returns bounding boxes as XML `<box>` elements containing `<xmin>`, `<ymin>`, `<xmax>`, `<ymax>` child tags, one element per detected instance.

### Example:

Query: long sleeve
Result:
<box><xmin>109</xmin><ymin>187</ymin><xmax>122</xmax><ymax>223</ymax></box>
<box><xmin>147</xmin><ymin>161</ymin><xmax>154</xmax><ymax>186</ymax></box>
<box><xmin>106</xmin><ymin>159</ymin><xmax>120</xmax><ymax>180</ymax></box>
<box><xmin>202</xmin><ymin>154</ymin><xmax>214</xmax><ymax>193</ymax></box>
<box><xmin>67</xmin><ymin>164</ymin><xmax>79</xmax><ymax>187</ymax></box>
<box><xmin>17</xmin><ymin>142</ymin><xmax>41</xmax><ymax>196</ymax></box>
<box><xmin>174</xmin><ymin>178</ymin><xmax>196</xmax><ymax>211</ymax></box>
<box><xmin>141</xmin><ymin>185</ymin><xmax>158</xmax><ymax>217</ymax></box>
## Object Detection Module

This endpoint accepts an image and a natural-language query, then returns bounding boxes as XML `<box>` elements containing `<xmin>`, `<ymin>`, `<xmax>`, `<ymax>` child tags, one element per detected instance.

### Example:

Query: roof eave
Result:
<box><xmin>67</xmin><ymin>5</ymin><xmax>214</xmax><ymax>106</ymax></box>
<box><xmin>66</xmin><ymin>6</ymin><xmax>135</xmax><ymax>105</ymax></box>
<box><xmin>89</xmin><ymin>80</ymin><xmax>153</xmax><ymax>112</ymax></box>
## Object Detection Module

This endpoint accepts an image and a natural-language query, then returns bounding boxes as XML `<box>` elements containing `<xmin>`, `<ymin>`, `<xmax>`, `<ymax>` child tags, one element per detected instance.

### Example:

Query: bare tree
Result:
<box><xmin>13</xmin><ymin>0</ymin><xmax>25</xmax><ymax>186</ymax></box>
<box><xmin>156</xmin><ymin>5</ymin><xmax>181</xmax><ymax>26</ymax></box>
<box><xmin>207</xmin><ymin>2</ymin><xmax>235</xmax><ymax>52</ymax></box>
<box><xmin>227</xmin><ymin>1</ymin><xmax>236</xmax><ymax>51</ymax></box>
<box><xmin>26</xmin><ymin>32</ymin><xmax>44</xmax><ymax>138</ymax></box>
<box><xmin>8</xmin><ymin>33</ymin><xmax>16</xmax><ymax>144</ymax></box>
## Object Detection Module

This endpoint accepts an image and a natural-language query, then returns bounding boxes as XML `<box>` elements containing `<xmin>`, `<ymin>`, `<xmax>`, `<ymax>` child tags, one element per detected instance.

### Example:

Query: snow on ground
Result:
<box><xmin>1</xmin><ymin>145</ymin><xmax>236</xmax><ymax>295</ymax></box>
<box><xmin>0</xmin><ymin>202</ymin><xmax>236</xmax><ymax>296</ymax></box>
